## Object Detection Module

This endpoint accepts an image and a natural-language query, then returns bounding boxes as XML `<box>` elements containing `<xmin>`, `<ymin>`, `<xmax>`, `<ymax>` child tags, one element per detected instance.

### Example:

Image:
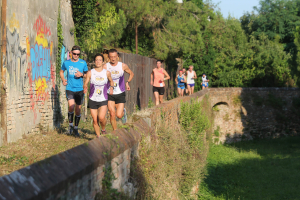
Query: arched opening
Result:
<box><xmin>212</xmin><ymin>102</ymin><xmax>230</xmax><ymax>144</ymax></box>
<box><xmin>212</xmin><ymin>102</ymin><xmax>229</xmax><ymax>111</ymax></box>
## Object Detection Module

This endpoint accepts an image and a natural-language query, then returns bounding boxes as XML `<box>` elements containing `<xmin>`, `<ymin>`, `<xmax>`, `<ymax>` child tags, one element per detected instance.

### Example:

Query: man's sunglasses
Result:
<box><xmin>72</xmin><ymin>52</ymin><xmax>80</xmax><ymax>56</ymax></box>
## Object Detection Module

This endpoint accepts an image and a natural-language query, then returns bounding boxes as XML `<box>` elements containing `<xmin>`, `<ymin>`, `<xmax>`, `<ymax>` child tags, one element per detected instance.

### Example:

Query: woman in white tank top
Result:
<box><xmin>186</xmin><ymin>65</ymin><xmax>197</xmax><ymax>95</ymax></box>
<box><xmin>84</xmin><ymin>53</ymin><xmax>114</xmax><ymax>137</ymax></box>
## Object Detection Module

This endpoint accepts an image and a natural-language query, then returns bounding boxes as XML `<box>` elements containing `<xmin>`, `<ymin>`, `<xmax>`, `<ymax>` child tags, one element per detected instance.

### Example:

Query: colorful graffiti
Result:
<box><xmin>27</xmin><ymin>16</ymin><xmax>55</xmax><ymax>119</ymax></box>
<box><xmin>35</xmin><ymin>78</ymin><xmax>48</xmax><ymax>97</ymax></box>
<box><xmin>30</xmin><ymin>43</ymin><xmax>51</xmax><ymax>82</ymax></box>
<box><xmin>7</xmin><ymin>14</ymin><xmax>56</xmax><ymax>122</ymax></box>
<box><xmin>6</xmin><ymin>28</ymin><xmax>27</xmax><ymax>92</ymax></box>
<box><xmin>33</xmin><ymin>16</ymin><xmax>51</xmax><ymax>37</ymax></box>
<box><xmin>9</xmin><ymin>13</ymin><xmax>20</xmax><ymax>32</ymax></box>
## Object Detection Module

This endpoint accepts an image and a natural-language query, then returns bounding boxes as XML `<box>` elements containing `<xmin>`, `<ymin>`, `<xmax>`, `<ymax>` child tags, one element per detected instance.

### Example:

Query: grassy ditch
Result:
<box><xmin>199</xmin><ymin>136</ymin><xmax>300</xmax><ymax>199</ymax></box>
<box><xmin>131</xmin><ymin>97</ymin><xmax>213</xmax><ymax>200</ymax></box>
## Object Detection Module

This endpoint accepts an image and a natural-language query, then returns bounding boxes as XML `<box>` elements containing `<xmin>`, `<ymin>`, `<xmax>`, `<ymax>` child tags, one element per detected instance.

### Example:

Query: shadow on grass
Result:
<box><xmin>199</xmin><ymin>136</ymin><xmax>300</xmax><ymax>200</ymax></box>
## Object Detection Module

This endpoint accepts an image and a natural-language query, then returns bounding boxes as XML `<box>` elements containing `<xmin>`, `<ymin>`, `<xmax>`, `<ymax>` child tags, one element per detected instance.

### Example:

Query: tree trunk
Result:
<box><xmin>135</xmin><ymin>21</ymin><xmax>138</xmax><ymax>54</ymax></box>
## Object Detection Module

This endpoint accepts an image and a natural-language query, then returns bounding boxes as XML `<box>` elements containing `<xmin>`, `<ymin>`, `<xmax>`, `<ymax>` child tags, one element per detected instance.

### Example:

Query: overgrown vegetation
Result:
<box><xmin>199</xmin><ymin>136</ymin><xmax>300</xmax><ymax>199</ymax></box>
<box><xmin>131</xmin><ymin>98</ymin><xmax>211</xmax><ymax>199</ymax></box>
<box><xmin>70</xmin><ymin>0</ymin><xmax>299</xmax><ymax>88</ymax></box>
<box><xmin>95</xmin><ymin>164</ymin><xmax>131</xmax><ymax>200</ymax></box>
<box><xmin>56</xmin><ymin>1</ymin><xmax>63</xmax><ymax>81</ymax></box>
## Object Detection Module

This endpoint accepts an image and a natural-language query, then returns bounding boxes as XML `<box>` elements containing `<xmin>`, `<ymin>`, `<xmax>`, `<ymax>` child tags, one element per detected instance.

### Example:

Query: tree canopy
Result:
<box><xmin>71</xmin><ymin>0</ymin><xmax>299</xmax><ymax>88</ymax></box>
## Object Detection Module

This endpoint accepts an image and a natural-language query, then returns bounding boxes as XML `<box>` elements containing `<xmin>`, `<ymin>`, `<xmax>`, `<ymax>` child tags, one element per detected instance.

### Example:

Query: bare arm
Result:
<box><xmin>107</xmin><ymin>71</ymin><xmax>114</xmax><ymax>95</ymax></box>
<box><xmin>193</xmin><ymin>71</ymin><xmax>197</xmax><ymax>79</ymax></box>
<box><xmin>175</xmin><ymin>75</ymin><xmax>178</xmax><ymax>84</ymax></box>
<box><xmin>83</xmin><ymin>71</ymin><xmax>91</xmax><ymax>93</ymax></box>
<box><xmin>123</xmin><ymin>63</ymin><xmax>134</xmax><ymax>82</ymax></box>
<box><xmin>60</xmin><ymin>70</ymin><xmax>67</xmax><ymax>86</ymax></box>
<box><xmin>183</xmin><ymin>76</ymin><xmax>187</xmax><ymax>83</ymax></box>
<box><xmin>123</xmin><ymin>63</ymin><xmax>134</xmax><ymax>91</ymax></box>
<box><xmin>163</xmin><ymin>70</ymin><xmax>170</xmax><ymax>80</ymax></box>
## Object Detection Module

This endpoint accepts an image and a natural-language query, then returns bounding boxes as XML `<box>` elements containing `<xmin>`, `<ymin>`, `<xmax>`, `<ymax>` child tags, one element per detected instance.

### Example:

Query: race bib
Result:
<box><xmin>113</xmin><ymin>79</ymin><xmax>119</xmax><ymax>92</ymax></box>
<box><xmin>94</xmin><ymin>86</ymin><xmax>104</xmax><ymax>101</ymax></box>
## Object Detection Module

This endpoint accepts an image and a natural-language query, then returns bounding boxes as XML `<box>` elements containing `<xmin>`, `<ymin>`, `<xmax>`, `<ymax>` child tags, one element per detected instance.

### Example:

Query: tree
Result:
<box><xmin>114</xmin><ymin>0</ymin><xmax>151</xmax><ymax>54</ymax></box>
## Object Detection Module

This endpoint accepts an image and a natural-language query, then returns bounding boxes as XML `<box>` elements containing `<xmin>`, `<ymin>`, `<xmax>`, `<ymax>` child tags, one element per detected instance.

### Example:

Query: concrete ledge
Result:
<box><xmin>0</xmin><ymin>119</ymin><xmax>151</xmax><ymax>200</ymax></box>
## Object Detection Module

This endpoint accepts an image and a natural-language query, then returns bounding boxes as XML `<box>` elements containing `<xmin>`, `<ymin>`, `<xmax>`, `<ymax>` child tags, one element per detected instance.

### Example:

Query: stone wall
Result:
<box><xmin>0</xmin><ymin>88</ymin><xmax>299</xmax><ymax>199</ymax></box>
<box><xmin>0</xmin><ymin>89</ymin><xmax>209</xmax><ymax>200</ymax></box>
<box><xmin>2</xmin><ymin>0</ymin><xmax>74</xmax><ymax>144</ymax></box>
<box><xmin>208</xmin><ymin>88</ymin><xmax>300</xmax><ymax>143</ymax></box>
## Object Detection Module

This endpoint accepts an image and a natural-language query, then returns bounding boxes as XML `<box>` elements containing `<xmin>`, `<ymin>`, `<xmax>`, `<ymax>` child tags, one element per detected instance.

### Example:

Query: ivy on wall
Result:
<box><xmin>56</xmin><ymin>0</ymin><xmax>64</xmax><ymax>84</ymax></box>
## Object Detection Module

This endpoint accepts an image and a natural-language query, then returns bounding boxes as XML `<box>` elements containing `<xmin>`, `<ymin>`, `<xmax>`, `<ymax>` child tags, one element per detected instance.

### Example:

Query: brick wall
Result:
<box><xmin>2</xmin><ymin>0</ymin><xmax>74</xmax><ymax>145</ymax></box>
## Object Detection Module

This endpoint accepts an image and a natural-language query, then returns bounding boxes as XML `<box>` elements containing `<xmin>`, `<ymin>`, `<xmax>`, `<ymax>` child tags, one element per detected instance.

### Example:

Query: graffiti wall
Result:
<box><xmin>4</xmin><ymin>0</ymin><xmax>75</xmax><ymax>144</ymax></box>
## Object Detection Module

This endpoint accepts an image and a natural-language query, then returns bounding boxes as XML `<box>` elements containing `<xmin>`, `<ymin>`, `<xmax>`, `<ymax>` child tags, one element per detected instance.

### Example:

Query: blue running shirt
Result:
<box><xmin>61</xmin><ymin>59</ymin><xmax>88</xmax><ymax>92</ymax></box>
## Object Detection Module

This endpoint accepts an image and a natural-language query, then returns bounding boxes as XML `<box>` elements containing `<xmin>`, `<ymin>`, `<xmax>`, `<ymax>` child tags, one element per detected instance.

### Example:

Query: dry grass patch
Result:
<box><xmin>0</xmin><ymin>121</ymin><xmax>114</xmax><ymax>176</ymax></box>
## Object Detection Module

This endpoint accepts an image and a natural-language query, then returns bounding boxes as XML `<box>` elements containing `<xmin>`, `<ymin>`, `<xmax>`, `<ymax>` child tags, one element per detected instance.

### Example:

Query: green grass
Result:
<box><xmin>199</xmin><ymin>137</ymin><xmax>300</xmax><ymax>200</ymax></box>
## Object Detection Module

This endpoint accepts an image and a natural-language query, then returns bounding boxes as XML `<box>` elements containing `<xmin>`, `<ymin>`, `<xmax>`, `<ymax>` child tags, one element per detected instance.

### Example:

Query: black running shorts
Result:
<box><xmin>66</xmin><ymin>90</ymin><xmax>84</xmax><ymax>105</ymax></box>
<box><xmin>108</xmin><ymin>92</ymin><xmax>126</xmax><ymax>104</ymax></box>
<box><xmin>88</xmin><ymin>99</ymin><xmax>108</xmax><ymax>109</ymax></box>
<box><xmin>153</xmin><ymin>86</ymin><xmax>165</xmax><ymax>95</ymax></box>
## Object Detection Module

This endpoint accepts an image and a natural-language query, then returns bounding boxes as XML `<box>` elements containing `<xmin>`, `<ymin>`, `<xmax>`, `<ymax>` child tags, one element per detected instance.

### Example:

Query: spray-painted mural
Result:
<box><xmin>26</xmin><ymin>16</ymin><xmax>55</xmax><ymax>120</ymax></box>
<box><xmin>6</xmin><ymin>14</ymin><xmax>27</xmax><ymax>93</ymax></box>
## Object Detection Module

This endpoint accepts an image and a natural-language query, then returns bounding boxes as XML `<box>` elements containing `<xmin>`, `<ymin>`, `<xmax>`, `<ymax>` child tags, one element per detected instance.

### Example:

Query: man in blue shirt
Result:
<box><xmin>60</xmin><ymin>46</ymin><xmax>88</xmax><ymax>136</ymax></box>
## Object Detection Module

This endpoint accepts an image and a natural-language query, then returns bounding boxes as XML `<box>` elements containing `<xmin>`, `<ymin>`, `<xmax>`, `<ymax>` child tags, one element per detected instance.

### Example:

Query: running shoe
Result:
<box><xmin>73</xmin><ymin>128</ymin><xmax>80</xmax><ymax>137</ymax></box>
<box><xmin>101</xmin><ymin>129</ymin><xmax>107</xmax><ymax>135</ymax></box>
<box><xmin>122</xmin><ymin>108</ymin><xmax>127</xmax><ymax>124</ymax></box>
<box><xmin>68</xmin><ymin>125</ymin><xmax>74</xmax><ymax>135</ymax></box>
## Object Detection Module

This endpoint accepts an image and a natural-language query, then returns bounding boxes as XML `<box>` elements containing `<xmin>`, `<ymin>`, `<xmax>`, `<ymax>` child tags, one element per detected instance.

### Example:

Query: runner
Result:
<box><xmin>175</xmin><ymin>69</ymin><xmax>186</xmax><ymax>97</ymax></box>
<box><xmin>60</xmin><ymin>46</ymin><xmax>88</xmax><ymax>136</ymax></box>
<box><xmin>150</xmin><ymin>60</ymin><xmax>170</xmax><ymax>105</ymax></box>
<box><xmin>83</xmin><ymin>53</ymin><xmax>114</xmax><ymax>137</ymax></box>
<box><xmin>202</xmin><ymin>73</ymin><xmax>209</xmax><ymax>90</ymax></box>
<box><xmin>186</xmin><ymin>65</ymin><xmax>197</xmax><ymax>95</ymax></box>
<box><xmin>182</xmin><ymin>68</ymin><xmax>188</xmax><ymax>95</ymax></box>
<box><xmin>103</xmin><ymin>49</ymin><xmax>134</xmax><ymax>131</ymax></box>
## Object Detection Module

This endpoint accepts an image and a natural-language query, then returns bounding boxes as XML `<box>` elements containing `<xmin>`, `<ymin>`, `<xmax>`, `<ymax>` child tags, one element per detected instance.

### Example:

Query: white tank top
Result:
<box><xmin>187</xmin><ymin>71</ymin><xmax>195</xmax><ymax>84</ymax></box>
<box><xmin>89</xmin><ymin>69</ymin><xmax>109</xmax><ymax>102</ymax></box>
<box><xmin>106</xmin><ymin>62</ymin><xmax>125</xmax><ymax>95</ymax></box>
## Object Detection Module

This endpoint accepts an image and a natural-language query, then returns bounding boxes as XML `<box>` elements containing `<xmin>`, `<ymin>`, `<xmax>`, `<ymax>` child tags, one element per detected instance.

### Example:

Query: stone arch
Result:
<box><xmin>212</xmin><ymin>102</ymin><xmax>229</xmax><ymax>109</ymax></box>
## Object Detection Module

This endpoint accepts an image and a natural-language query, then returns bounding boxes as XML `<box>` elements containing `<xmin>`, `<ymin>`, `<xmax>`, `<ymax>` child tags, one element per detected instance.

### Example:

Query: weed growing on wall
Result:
<box><xmin>95</xmin><ymin>164</ymin><xmax>131</xmax><ymax>200</ymax></box>
<box><xmin>56</xmin><ymin>1</ymin><xmax>63</xmax><ymax>82</ymax></box>
<box><xmin>132</xmin><ymin>98</ymin><xmax>211</xmax><ymax>199</ymax></box>
<box><xmin>147</xmin><ymin>97</ymin><xmax>154</xmax><ymax>108</ymax></box>
<box><xmin>232</xmin><ymin>95</ymin><xmax>242</xmax><ymax>106</ymax></box>
<box><xmin>180</xmin><ymin>99</ymin><xmax>210</xmax><ymax>149</ymax></box>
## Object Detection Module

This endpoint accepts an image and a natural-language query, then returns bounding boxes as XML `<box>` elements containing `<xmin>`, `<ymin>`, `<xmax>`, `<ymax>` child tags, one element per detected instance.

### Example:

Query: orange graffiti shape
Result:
<box><xmin>26</xmin><ymin>37</ymin><xmax>30</xmax><ymax>56</ymax></box>
<box><xmin>50</xmin><ymin>41</ymin><xmax>53</xmax><ymax>56</ymax></box>
<box><xmin>33</xmin><ymin>16</ymin><xmax>51</xmax><ymax>37</ymax></box>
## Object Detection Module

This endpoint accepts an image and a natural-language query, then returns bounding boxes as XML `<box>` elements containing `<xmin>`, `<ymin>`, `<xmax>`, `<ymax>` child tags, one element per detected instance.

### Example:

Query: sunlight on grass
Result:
<box><xmin>199</xmin><ymin>137</ymin><xmax>300</xmax><ymax>200</ymax></box>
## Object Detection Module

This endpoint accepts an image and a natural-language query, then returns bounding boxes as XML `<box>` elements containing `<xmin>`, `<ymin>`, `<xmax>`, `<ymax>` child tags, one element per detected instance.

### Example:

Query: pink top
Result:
<box><xmin>153</xmin><ymin>68</ymin><xmax>165</xmax><ymax>87</ymax></box>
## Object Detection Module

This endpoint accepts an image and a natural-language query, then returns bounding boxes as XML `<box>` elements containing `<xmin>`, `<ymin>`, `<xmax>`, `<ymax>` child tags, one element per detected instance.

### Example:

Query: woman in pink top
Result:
<box><xmin>150</xmin><ymin>60</ymin><xmax>170</xmax><ymax>105</ymax></box>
